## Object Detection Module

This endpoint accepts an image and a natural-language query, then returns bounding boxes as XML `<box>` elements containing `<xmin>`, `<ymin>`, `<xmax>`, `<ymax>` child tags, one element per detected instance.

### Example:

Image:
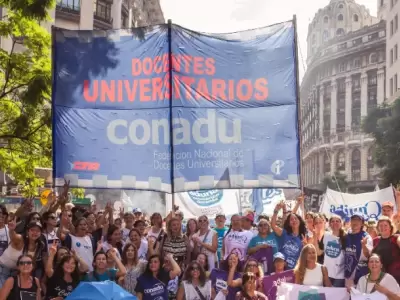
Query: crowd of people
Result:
<box><xmin>0</xmin><ymin>184</ymin><xmax>399</xmax><ymax>300</ymax></box>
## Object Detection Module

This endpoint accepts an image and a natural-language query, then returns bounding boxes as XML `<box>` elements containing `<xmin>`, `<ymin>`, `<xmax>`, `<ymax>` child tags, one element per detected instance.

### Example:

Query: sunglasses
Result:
<box><xmin>18</xmin><ymin>261</ymin><xmax>32</xmax><ymax>266</ymax></box>
<box><xmin>48</xmin><ymin>216</ymin><xmax>56</xmax><ymax>220</ymax></box>
<box><xmin>191</xmin><ymin>266</ymin><xmax>200</xmax><ymax>271</ymax></box>
<box><xmin>198</xmin><ymin>219</ymin><xmax>207</xmax><ymax>223</ymax></box>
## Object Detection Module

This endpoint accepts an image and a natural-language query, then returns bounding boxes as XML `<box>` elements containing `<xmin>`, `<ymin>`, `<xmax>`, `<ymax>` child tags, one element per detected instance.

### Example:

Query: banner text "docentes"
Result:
<box><xmin>83</xmin><ymin>54</ymin><xmax>269</xmax><ymax>103</ymax></box>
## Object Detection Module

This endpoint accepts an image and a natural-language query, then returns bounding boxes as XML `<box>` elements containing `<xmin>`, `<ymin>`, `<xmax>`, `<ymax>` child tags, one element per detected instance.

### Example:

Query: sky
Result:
<box><xmin>160</xmin><ymin>0</ymin><xmax>377</xmax><ymax>79</ymax></box>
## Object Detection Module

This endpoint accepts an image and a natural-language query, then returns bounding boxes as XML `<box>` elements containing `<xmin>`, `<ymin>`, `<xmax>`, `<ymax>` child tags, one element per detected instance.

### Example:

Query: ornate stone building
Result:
<box><xmin>301</xmin><ymin>0</ymin><xmax>386</xmax><ymax>192</ymax></box>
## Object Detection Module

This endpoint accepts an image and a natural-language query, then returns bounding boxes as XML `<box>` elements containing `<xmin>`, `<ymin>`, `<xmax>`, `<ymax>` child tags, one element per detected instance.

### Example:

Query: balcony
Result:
<box><xmin>56</xmin><ymin>0</ymin><xmax>80</xmax><ymax>22</ymax></box>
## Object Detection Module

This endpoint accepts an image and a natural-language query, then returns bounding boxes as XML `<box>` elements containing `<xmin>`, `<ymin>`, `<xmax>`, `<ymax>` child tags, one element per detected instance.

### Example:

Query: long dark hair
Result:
<box><xmin>23</xmin><ymin>213</ymin><xmax>41</xmax><ymax>233</ymax></box>
<box><xmin>143</xmin><ymin>254</ymin><xmax>164</xmax><ymax>278</ymax></box>
<box><xmin>223</xmin><ymin>214</ymin><xmax>241</xmax><ymax>240</ymax></box>
<box><xmin>183</xmin><ymin>261</ymin><xmax>207</xmax><ymax>286</ymax></box>
<box><xmin>240</xmin><ymin>272</ymin><xmax>257</xmax><ymax>299</ymax></box>
<box><xmin>53</xmin><ymin>254</ymin><xmax>80</xmax><ymax>284</ymax></box>
<box><xmin>283</xmin><ymin>213</ymin><xmax>307</xmax><ymax>237</ymax></box>
<box><xmin>106</xmin><ymin>225</ymin><xmax>123</xmax><ymax>253</ymax></box>
<box><xmin>23</xmin><ymin>224</ymin><xmax>46</xmax><ymax>262</ymax></box>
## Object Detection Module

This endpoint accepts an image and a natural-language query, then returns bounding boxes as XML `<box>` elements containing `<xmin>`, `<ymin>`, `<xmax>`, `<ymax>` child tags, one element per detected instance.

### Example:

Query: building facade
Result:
<box><xmin>380</xmin><ymin>0</ymin><xmax>400</xmax><ymax>103</ymax></box>
<box><xmin>301</xmin><ymin>0</ymin><xmax>386</xmax><ymax>192</ymax></box>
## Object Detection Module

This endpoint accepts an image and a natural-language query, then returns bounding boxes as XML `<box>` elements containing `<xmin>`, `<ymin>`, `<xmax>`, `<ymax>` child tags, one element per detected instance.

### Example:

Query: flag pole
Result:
<box><xmin>167</xmin><ymin>19</ymin><xmax>176</xmax><ymax>209</ymax></box>
<box><xmin>292</xmin><ymin>15</ymin><xmax>304</xmax><ymax>192</ymax></box>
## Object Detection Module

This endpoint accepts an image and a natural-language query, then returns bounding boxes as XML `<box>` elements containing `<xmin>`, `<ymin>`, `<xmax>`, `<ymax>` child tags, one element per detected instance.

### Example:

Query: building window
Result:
<box><xmin>368</xmin><ymin>72</ymin><xmax>377</xmax><ymax>85</ymax></box>
<box><xmin>395</xmin><ymin>74</ymin><xmax>398</xmax><ymax>92</ymax></box>
<box><xmin>57</xmin><ymin>0</ymin><xmax>80</xmax><ymax>11</ymax></box>
<box><xmin>324</xmin><ymin>153</ymin><xmax>330</xmax><ymax>175</ymax></box>
<box><xmin>392</xmin><ymin>0</ymin><xmax>395</xmax><ymax>8</ymax></box>
<box><xmin>324</xmin><ymin>16</ymin><xmax>329</xmax><ymax>23</ymax></box>
<box><xmin>353</xmin><ymin>58</ymin><xmax>361</xmax><ymax>68</ymax></box>
<box><xmin>338</xmin><ymin>14</ymin><xmax>344</xmax><ymax>21</ymax></box>
<box><xmin>339</xmin><ymin>62</ymin><xmax>346</xmax><ymax>72</ymax></box>
<box><xmin>336</xmin><ymin>28</ymin><xmax>345</xmax><ymax>36</ymax></box>
<box><xmin>312</xmin><ymin>35</ymin><xmax>316</xmax><ymax>44</ymax></box>
<box><xmin>390</xmin><ymin>77</ymin><xmax>394</xmax><ymax>96</ymax></box>
<box><xmin>381</xmin><ymin>0</ymin><xmax>384</xmax><ymax>6</ymax></box>
<box><xmin>396</xmin><ymin>15</ymin><xmax>399</xmax><ymax>32</ymax></box>
<box><xmin>351</xmin><ymin>149</ymin><xmax>361</xmax><ymax>181</ymax></box>
<box><xmin>354</xmin><ymin>14</ymin><xmax>359</xmax><ymax>22</ymax></box>
<box><xmin>391</xmin><ymin>20</ymin><xmax>394</xmax><ymax>36</ymax></box>
<box><xmin>336</xmin><ymin>151</ymin><xmax>345</xmax><ymax>172</ymax></box>
<box><xmin>391</xmin><ymin>48</ymin><xmax>394</xmax><ymax>65</ymax></box>
<box><xmin>395</xmin><ymin>44</ymin><xmax>398</xmax><ymax>61</ymax></box>
<box><xmin>369</xmin><ymin>53</ymin><xmax>378</xmax><ymax>64</ymax></box>
<box><xmin>338</xmin><ymin>4</ymin><xmax>344</xmax><ymax>9</ymax></box>
<box><xmin>367</xmin><ymin>147</ymin><xmax>374</xmax><ymax>180</ymax></box>
<box><xmin>323</xmin><ymin>30</ymin><xmax>329</xmax><ymax>41</ymax></box>
<box><xmin>93</xmin><ymin>0</ymin><xmax>112</xmax><ymax>22</ymax></box>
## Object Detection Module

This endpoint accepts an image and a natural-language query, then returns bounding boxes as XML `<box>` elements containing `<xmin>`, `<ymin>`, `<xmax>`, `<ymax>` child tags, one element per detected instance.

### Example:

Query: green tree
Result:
<box><xmin>0</xmin><ymin>0</ymin><xmax>54</xmax><ymax>196</ymax></box>
<box><xmin>363</xmin><ymin>98</ymin><xmax>400</xmax><ymax>186</ymax></box>
<box><xmin>322</xmin><ymin>172</ymin><xmax>349</xmax><ymax>192</ymax></box>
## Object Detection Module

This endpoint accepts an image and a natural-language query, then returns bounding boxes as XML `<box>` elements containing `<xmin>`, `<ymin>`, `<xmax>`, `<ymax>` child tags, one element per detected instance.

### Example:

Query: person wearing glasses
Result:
<box><xmin>42</xmin><ymin>212</ymin><xmax>60</xmax><ymax>252</ymax></box>
<box><xmin>177</xmin><ymin>261</ymin><xmax>212</xmax><ymax>300</ymax></box>
<box><xmin>235</xmin><ymin>272</ymin><xmax>267</xmax><ymax>300</ymax></box>
<box><xmin>192</xmin><ymin>216</ymin><xmax>218</xmax><ymax>271</ymax></box>
<box><xmin>0</xmin><ymin>254</ymin><xmax>41</xmax><ymax>300</ymax></box>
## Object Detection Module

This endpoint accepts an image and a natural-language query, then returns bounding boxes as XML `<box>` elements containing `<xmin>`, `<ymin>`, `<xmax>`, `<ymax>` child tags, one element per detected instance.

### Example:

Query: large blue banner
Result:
<box><xmin>52</xmin><ymin>22</ymin><xmax>300</xmax><ymax>193</ymax></box>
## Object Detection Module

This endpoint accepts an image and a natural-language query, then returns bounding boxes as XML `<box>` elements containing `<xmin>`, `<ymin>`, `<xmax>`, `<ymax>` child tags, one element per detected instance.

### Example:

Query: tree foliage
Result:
<box><xmin>363</xmin><ymin>98</ymin><xmax>400</xmax><ymax>186</ymax></box>
<box><xmin>0</xmin><ymin>0</ymin><xmax>53</xmax><ymax>196</ymax></box>
<box><xmin>322</xmin><ymin>172</ymin><xmax>349</xmax><ymax>192</ymax></box>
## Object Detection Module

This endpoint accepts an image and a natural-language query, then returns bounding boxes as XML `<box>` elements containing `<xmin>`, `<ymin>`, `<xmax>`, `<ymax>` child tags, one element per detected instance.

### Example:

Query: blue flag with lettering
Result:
<box><xmin>52</xmin><ymin>22</ymin><xmax>300</xmax><ymax>193</ymax></box>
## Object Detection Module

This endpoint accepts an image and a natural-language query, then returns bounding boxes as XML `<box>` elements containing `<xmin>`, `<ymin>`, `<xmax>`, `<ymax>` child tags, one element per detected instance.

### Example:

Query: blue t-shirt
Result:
<box><xmin>279</xmin><ymin>229</ymin><xmax>302</xmax><ymax>270</ymax></box>
<box><xmin>135</xmin><ymin>269</ymin><xmax>170</xmax><ymax>300</ymax></box>
<box><xmin>248</xmin><ymin>233</ymin><xmax>279</xmax><ymax>254</ymax></box>
<box><xmin>84</xmin><ymin>268</ymin><xmax>117</xmax><ymax>282</ymax></box>
<box><xmin>214</xmin><ymin>227</ymin><xmax>228</xmax><ymax>261</ymax></box>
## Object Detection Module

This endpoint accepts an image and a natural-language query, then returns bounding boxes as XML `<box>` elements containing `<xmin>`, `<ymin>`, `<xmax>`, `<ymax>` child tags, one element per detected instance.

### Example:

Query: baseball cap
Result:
<box><xmin>243</xmin><ymin>212</ymin><xmax>255</xmax><ymax>223</ymax></box>
<box><xmin>132</xmin><ymin>208</ymin><xmax>142</xmax><ymax>214</ymax></box>
<box><xmin>26</xmin><ymin>221</ymin><xmax>42</xmax><ymax>230</ymax></box>
<box><xmin>382</xmin><ymin>201</ymin><xmax>394</xmax><ymax>208</ymax></box>
<box><xmin>273</xmin><ymin>252</ymin><xmax>285</xmax><ymax>262</ymax></box>
<box><xmin>351</xmin><ymin>213</ymin><xmax>364</xmax><ymax>222</ymax></box>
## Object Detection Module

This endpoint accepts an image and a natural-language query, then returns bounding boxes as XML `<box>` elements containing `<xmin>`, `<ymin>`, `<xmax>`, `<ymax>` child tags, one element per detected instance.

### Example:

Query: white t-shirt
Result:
<box><xmin>223</xmin><ymin>230</ymin><xmax>253</xmax><ymax>261</ymax></box>
<box><xmin>193</xmin><ymin>230</ymin><xmax>217</xmax><ymax>270</ymax></box>
<box><xmin>147</xmin><ymin>228</ymin><xmax>163</xmax><ymax>241</ymax></box>
<box><xmin>323</xmin><ymin>232</ymin><xmax>345</xmax><ymax>279</ymax></box>
<box><xmin>356</xmin><ymin>273</ymin><xmax>400</xmax><ymax>299</ymax></box>
<box><xmin>70</xmin><ymin>235</ymin><xmax>94</xmax><ymax>271</ymax></box>
<box><xmin>121</xmin><ymin>228</ymin><xmax>131</xmax><ymax>242</ymax></box>
<box><xmin>124</xmin><ymin>240</ymin><xmax>148</xmax><ymax>260</ymax></box>
<box><xmin>43</xmin><ymin>229</ymin><xmax>60</xmax><ymax>252</ymax></box>
<box><xmin>0</xmin><ymin>226</ymin><xmax>9</xmax><ymax>256</ymax></box>
<box><xmin>102</xmin><ymin>241</ymin><xmax>123</xmax><ymax>260</ymax></box>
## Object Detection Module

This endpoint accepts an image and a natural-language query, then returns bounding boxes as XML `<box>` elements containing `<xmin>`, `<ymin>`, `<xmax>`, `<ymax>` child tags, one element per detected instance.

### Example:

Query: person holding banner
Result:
<box><xmin>344</xmin><ymin>214</ymin><xmax>372</xmax><ymax>287</ymax></box>
<box><xmin>293</xmin><ymin>244</ymin><xmax>331</xmax><ymax>287</ymax></box>
<box><xmin>355</xmin><ymin>253</ymin><xmax>400</xmax><ymax>300</ymax></box>
<box><xmin>247</xmin><ymin>219</ymin><xmax>278</xmax><ymax>256</ymax></box>
<box><xmin>271</xmin><ymin>202</ymin><xmax>307</xmax><ymax>270</ymax></box>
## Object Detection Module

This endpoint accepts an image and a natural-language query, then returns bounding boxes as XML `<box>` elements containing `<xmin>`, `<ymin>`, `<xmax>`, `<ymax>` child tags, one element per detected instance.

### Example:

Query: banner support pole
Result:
<box><xmin>292</xmin><ymin>15</ymin><xmax>304</xmax><ymax>192</ymax></box>
<box><xmin>167</xmin><ymin>19</ymin><xmax>176</xmax><ymax>206</ymax></box>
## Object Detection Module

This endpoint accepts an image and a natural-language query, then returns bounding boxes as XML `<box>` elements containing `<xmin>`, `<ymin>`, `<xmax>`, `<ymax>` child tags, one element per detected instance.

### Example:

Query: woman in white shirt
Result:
<box><xmin>192</xmin><ymin>215</ymin><xmax>217</xmax><ymax>271</ymax></box>
<box><xmin>318</xmin><ymin>215</ymin><xmax>346</xmax><ymax>287</ymax></box>
<box><xmin>294</xmin><ymin>244</ymin><xmax>331</xmax><ymax>287</ymax></box>
<box><xmin>176</xmin><ymin>261</ymin><xmax>212</xmax><ymax>300</ymax></box>
<box><xmin>356</xmin><ymin>254</ymin><xmax>400</xmax><ymax>300</ymax></box>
